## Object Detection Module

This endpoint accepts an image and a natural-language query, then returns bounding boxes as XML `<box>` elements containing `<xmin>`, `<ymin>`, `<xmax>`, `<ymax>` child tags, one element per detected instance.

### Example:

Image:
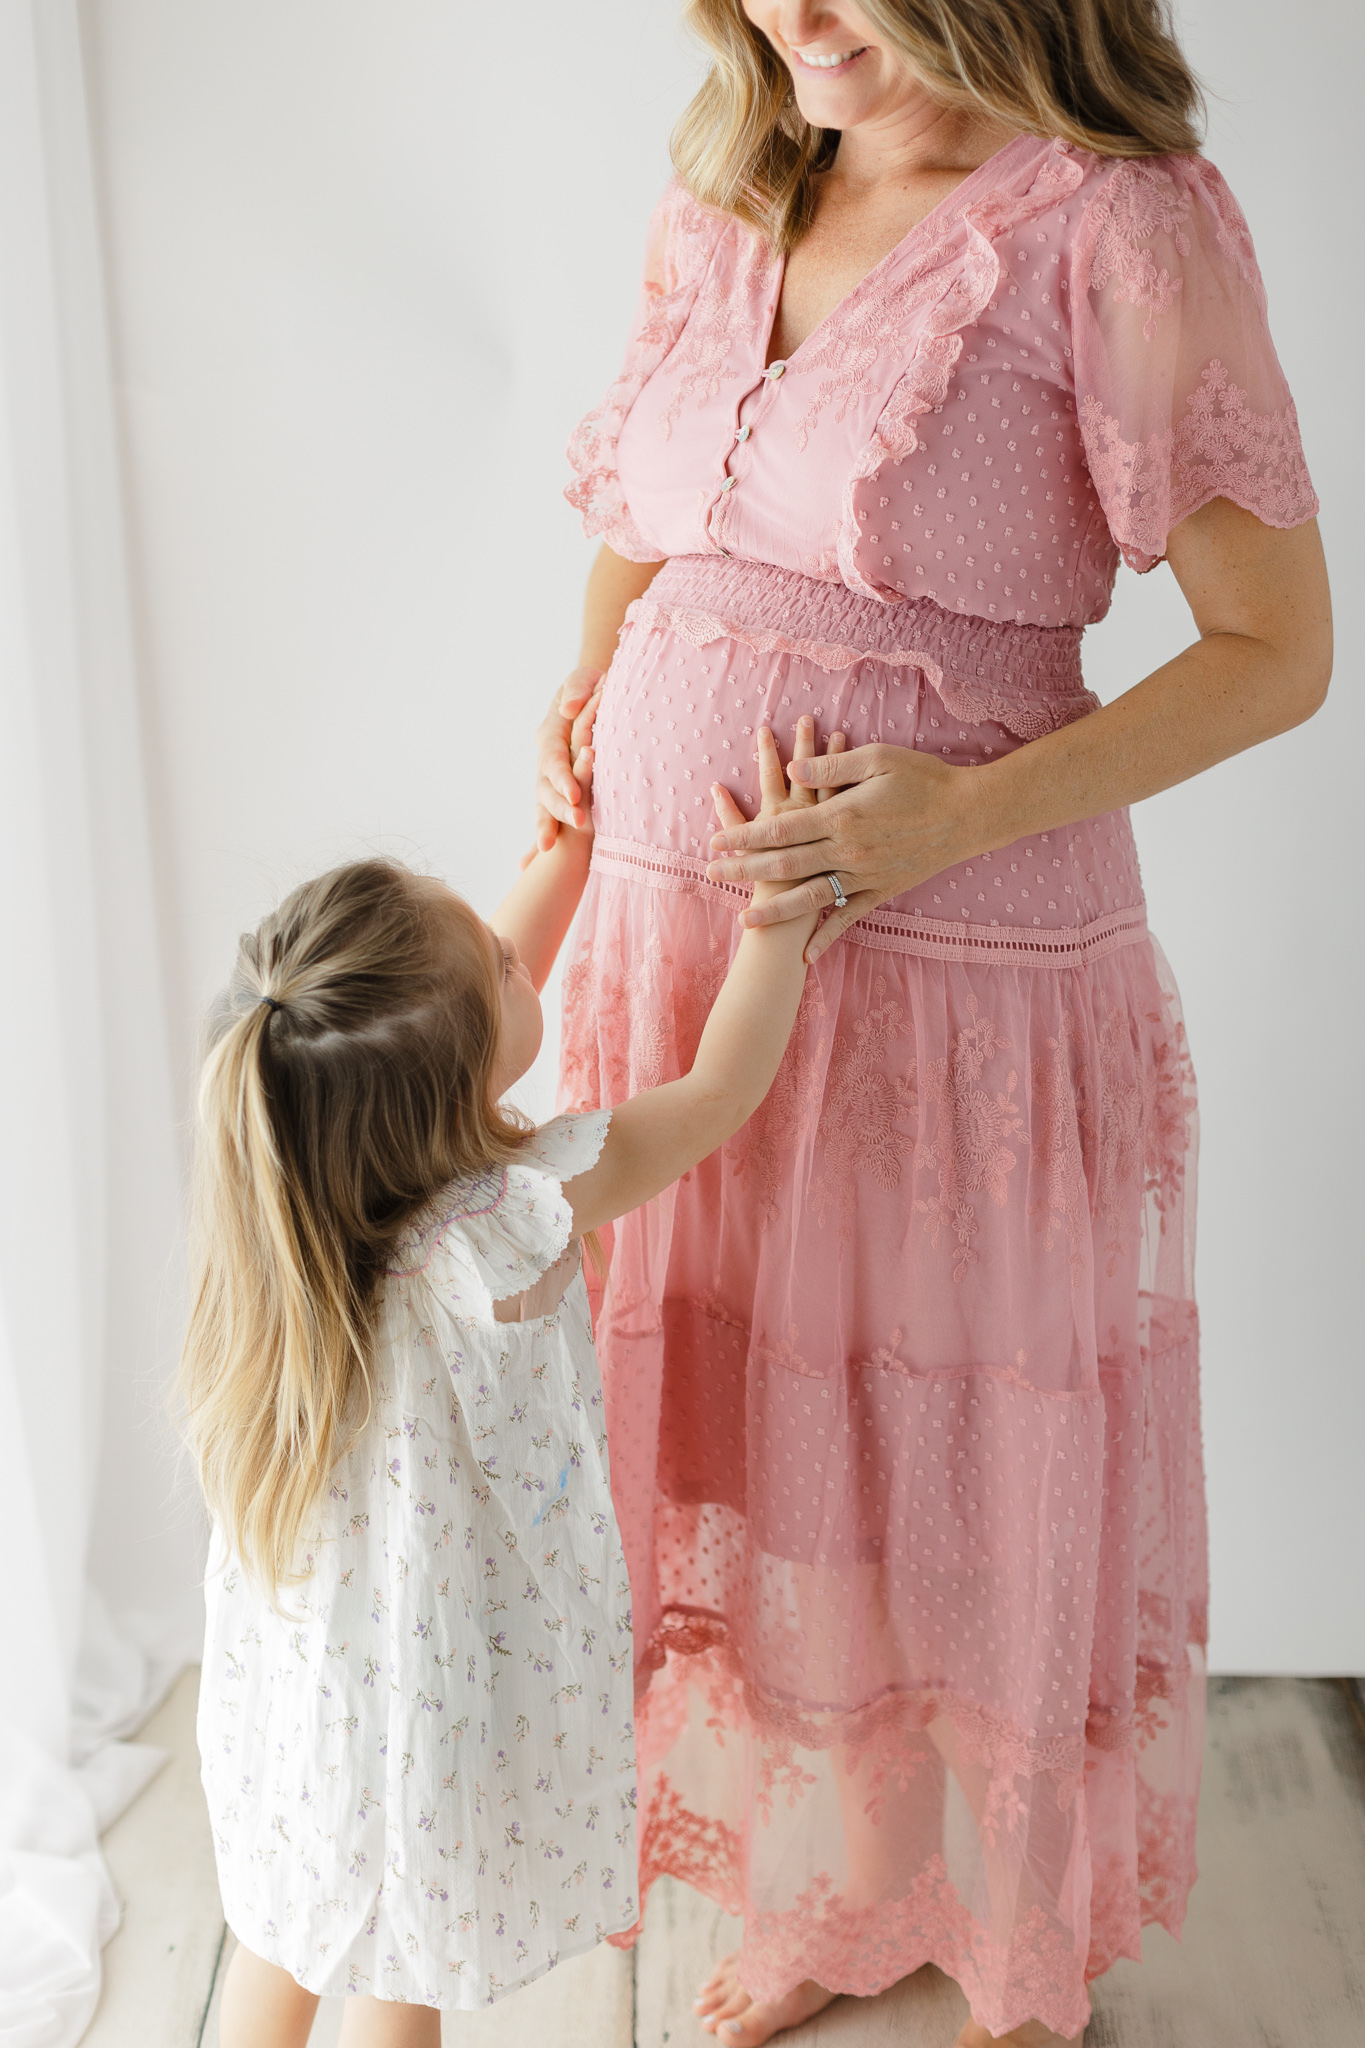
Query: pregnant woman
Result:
<box><xmin>539</xmin><ymin>4</ymin><xmax>1329</xmax><ymax>2042</ymax></box>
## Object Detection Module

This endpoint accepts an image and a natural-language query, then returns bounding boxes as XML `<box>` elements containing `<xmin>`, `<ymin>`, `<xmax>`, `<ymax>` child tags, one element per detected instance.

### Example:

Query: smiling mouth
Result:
<box><xmin>792</xmin><ymin>45</ymin><xmax>868</xmax><ymax>72</ymax></box>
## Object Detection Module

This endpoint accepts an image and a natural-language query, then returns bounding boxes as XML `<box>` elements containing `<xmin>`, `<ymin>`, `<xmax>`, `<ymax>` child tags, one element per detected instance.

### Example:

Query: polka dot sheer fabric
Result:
<box><xmin>561</xmin><ymin>137</ymin><xmax>1311</xmax><ymax>2036</ymax></box>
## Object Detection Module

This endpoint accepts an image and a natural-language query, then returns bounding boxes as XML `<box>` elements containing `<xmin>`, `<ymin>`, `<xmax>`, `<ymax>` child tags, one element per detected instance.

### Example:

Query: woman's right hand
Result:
<box><xmin>534</xmin><ymin>668</ymin><xmax>603</xmax><ymax>852</ymax></box>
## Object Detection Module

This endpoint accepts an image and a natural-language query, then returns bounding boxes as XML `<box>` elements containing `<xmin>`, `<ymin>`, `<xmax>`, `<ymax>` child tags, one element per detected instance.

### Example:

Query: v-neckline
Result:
<box><xmin>761</xmin><ymin>131</ymin><xmax>1033</xmax><ymax>372</ymax></box>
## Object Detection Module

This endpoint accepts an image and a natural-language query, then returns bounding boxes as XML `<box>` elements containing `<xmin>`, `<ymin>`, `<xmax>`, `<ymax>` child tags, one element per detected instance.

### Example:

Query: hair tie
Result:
<box><xmin>260</xmin><ymin>996</ymin><xmax>283</xmax><ymax>1014</ymax></box>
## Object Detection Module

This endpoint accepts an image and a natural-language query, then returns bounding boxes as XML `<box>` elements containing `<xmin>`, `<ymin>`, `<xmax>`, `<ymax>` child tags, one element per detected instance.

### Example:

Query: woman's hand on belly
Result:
<box><xmin>706</xmin><ymin>742</ymin><xmax>978</xmax><ymax>962</ymax></box>
<box><xmin>534</xmin><ymin>669</ymin><xmax>602</xmax><ymax>848</ymax></box>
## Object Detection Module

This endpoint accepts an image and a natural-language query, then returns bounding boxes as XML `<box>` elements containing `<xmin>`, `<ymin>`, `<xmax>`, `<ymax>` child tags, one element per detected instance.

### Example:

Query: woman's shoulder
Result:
<box><xmin>1067</xmin><ymin>147</ymin><xmax>1264</xmax><ymax>298</ymax></box>
<box><xmin>642</xmin><ymin>175</ymin><xmax>735</xmax><ymax>296</ymax></box>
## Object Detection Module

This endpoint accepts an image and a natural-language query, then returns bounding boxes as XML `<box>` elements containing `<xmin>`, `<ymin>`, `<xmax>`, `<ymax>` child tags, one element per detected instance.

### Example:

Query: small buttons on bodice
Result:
<box><xmin>735</xmin><ymin>424</ymin><xmax>751</xmax><ymax>442</ymax></box>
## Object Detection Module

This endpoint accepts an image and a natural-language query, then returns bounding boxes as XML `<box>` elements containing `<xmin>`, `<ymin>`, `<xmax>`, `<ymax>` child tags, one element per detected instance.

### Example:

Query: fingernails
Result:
<box><xmin>711</xmin><ymin>834</ymin><xmax>732</xmax><ymax>852</ymax></box>
<box><xmin>789</xmin><ymin>760</ymin><xmax>811</xmax><ymax>781</ymax></box>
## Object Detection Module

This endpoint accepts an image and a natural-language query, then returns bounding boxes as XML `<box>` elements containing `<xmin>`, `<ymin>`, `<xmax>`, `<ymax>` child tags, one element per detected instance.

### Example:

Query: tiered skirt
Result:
<box><xmin>559</xmin><ymin>559</ymin><xmax>1206</xmax><ymax>2037</ymax></box>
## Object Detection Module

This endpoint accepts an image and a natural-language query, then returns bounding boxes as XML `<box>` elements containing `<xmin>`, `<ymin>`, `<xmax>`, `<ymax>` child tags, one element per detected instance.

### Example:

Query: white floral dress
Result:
<box><xmin>197</xmin><ymin>1111</ymin><xmax>637</xmax><ymax>2008</ymax></box>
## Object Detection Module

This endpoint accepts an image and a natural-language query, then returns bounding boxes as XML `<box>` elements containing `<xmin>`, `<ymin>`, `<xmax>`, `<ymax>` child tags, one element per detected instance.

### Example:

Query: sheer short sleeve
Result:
<box><xmin>388</xmin><ymin>1110</ymin><xmax>612</xmax><ymax>1319</ymax></box>
<box><xmin>565</xmin><ymin>181</ymin><xmax>725</xmax><ymax>561</ymax></box>
<box><xmin>1072</xmin><ymin>155</ymin><xmax>1317</xmax><ymax>572</ymax></box>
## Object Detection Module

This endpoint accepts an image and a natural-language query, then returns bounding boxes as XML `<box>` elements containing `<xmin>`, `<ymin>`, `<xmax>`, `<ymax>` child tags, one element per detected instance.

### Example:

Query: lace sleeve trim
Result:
<box><xmin>565</xmin><ymin>184</ymin><xmax>728</xmax><ymax>561</ymax></box>
<box><xmin>1080</xmin><ymin>361</ymin><xmax>1319</xmax><ymax>572</ymax></box>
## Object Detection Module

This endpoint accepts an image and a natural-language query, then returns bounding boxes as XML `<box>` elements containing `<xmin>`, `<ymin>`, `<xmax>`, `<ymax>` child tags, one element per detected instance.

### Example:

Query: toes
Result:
<box><xmin>695</xmin><ymin>1955</ymin><xmax>740</xmax><ymax>2013</ymax></box>
<box><xmin>698</xmin><ymin>1950</ymin><xmax>741</xmax><ymax>1992</ymax></box>
<box><xmin>716</xmin><ymin>2011</ymin><xmax>773</xmax><ymax>2046</ymax></box>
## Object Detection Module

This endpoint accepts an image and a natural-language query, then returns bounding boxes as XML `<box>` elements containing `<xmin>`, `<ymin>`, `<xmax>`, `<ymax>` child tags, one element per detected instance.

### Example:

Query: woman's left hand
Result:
<box><xmin>706</xmin><ymin>742</ymin><xmax>981</xmax><ymax>963</ymax></box>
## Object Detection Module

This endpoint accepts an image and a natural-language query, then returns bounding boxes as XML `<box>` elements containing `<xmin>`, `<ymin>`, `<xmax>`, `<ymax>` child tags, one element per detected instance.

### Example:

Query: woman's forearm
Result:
<box><xmin>964</xmin><ymin>617</ymin><xmax>1328</xmax><ymax>859</ymax></box>
<box><xmin>721</xmin><ymin>503</ymin><xmax>1332</xmax><ymax>957</ymax></box>
<box><xmin>579</xmin><ymin>544</ymin><xmax>666</xmax><ymax>671</ymax></box>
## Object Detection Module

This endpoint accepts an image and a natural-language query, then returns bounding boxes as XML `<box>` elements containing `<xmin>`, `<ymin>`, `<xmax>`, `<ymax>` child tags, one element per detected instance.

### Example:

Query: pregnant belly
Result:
<box><xmin>591</xmin><ymin>611</ymin><xmax>1145</xmax><ymax>937</ymax></box>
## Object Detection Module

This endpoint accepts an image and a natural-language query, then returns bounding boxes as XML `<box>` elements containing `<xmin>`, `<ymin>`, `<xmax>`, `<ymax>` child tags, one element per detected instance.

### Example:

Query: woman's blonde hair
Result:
<box><xmin>674</xmin><ymin>0</ymin><xmax>1205</xmax><ymax>251</ymax></box>
<box><xmin>180</xmin><ymin>858</ymin><xmax>527</xmax><ymax>1600</ymax></box>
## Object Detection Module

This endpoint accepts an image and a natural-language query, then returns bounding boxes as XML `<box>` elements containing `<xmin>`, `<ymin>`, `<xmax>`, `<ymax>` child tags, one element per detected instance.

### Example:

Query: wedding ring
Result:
<box><xmin>825</xmin><ymin>872</ymin><xmax>848</xmax><ymax>911</ymax></box>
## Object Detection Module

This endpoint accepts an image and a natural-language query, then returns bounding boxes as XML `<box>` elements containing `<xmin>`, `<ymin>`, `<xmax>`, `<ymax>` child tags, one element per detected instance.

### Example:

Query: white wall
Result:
<box><xmin>81</xmin><ymin>0</ymin><xmax>1362</xmax><ymax>1671</ymax></box>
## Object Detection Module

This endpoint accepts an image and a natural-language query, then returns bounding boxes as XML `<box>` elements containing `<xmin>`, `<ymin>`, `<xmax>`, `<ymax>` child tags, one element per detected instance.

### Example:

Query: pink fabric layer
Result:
<box><xmin>555</xmin><ymin>589</ymin><xmax>1205</xmax><ymax>2035</ymax></box>
<box><xmin>566</xmin><ymin>138</ymin><xmax>1315</xmax><ymax>621</ymax></box>
<box><xmin>560</xmin><ymin>845</ymin><xmax>1203</xmax><ymax>2037</ymax></box>
<box><xmin>555</xmin><ymin>129</ymin><xmax>1313</xmax><ymax>2034</ymax></box>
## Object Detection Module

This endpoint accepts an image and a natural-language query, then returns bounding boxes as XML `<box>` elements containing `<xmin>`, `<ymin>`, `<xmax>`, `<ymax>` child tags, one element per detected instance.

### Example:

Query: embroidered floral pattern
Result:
<box><xmin>791</xmin><ymin>218</ymin><xmax>973</xmax><ymax>450</ymax></box>
<box><xmin>1082</xmin><ymin>160</ymin><xmax>1192</xmax><ymax>339</ymax></box>
<box><xmin>658</xmin><ymin>229</ymin><xmax>771</xmax><ymax>438</ymax></box>
<box><xmin>565</xmin><ymin>187</ymin><xmax>725</xmax><ymax>557</ymax></box>
<box><xmin>915</xmin><ymin>999</ymin><xmax>1023</xmax><ymax>1280</ymax></box>
<box><xmin>733</xmin><ymin>977</ymin><xmax>828</xmax><ymax>1223</ymax></box>
<box><xmin>1028</xmin><ymin>1009</ymin><xmax>1089</xmax><ymax>1278</ymax></box>
<box><xmin>1188</xmin><ymin>158</ymin><xmax>1265</xmax><ymax>307</ymax></box>
<box><xmin>1080</xmin><ymin>360</ymin><xmax>1317</xmax><ymax>571</ymax></box>
<box><xmin>1172</xmin><ymin>360</ymin><xmax>1317</xmax><ymax>538</ymax></box>
<box><xmin>1093</xmin><ymin>1004</ymin><xmax>1147</xmax><ymax>1274</ymax></box>
<box><xmin>812</xmin><ymin>978</ymin><xmax>918</xmax><ymax>1228</ymax></box>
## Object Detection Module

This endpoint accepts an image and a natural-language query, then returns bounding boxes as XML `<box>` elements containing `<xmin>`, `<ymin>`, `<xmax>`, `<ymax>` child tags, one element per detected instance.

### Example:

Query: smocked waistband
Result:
<box><xmin>628</xmin><ymin>556</ymin><xmax>1095</xmax><ymax>742</ymax></box>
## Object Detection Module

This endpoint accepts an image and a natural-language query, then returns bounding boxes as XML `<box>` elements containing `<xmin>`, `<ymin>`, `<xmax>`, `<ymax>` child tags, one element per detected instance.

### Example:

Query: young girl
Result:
<box><xmin>184</xmin><ymin>720</ymin><xmax>838</xmax><ymax>2047</ymax></box>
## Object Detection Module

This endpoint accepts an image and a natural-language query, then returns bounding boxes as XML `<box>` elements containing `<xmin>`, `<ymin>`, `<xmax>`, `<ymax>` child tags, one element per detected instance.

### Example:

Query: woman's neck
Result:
<box><xmin>827</xmin><ymin>99</ymin><xmax>1018</xmax><ymax>199</ymax></box>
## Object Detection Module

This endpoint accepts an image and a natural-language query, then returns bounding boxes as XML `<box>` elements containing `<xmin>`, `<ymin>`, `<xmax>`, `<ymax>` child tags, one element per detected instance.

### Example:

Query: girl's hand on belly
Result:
<box><xmin>711</xmin><ymin>719</ymin><xmax>845</xmax><ymax>910</ymax></box>
<box><xmin>706</xmin><ymin>741</ymin><xmax>978</xmax><ymax>962</ymax></box>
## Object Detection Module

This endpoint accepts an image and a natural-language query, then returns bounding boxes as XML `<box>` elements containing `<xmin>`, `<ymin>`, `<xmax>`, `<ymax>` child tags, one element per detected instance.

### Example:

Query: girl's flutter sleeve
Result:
<box><xmin>391</xmin><ymin>1112</ymin><xmax>614</xmax><ymax>1323</ymax></box>
<box><xmin>1072</xmin><ymin>155</ymin><xmax>1317</xmax><ymax>572</ymax></box>
<box><xmin>565</xmin><ymin>181</ymin><xmax>722</xmax><ymax>561</ymax></box>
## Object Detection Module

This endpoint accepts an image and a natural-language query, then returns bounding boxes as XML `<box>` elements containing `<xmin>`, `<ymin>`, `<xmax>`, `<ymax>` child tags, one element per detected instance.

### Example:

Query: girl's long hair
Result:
<box><xmin>674</xmin><ymin>0</ymin><xmax>1205</xmax><ymax>252</ymax></box>
<box><xmin>180</xmin><ymin>859</ymin><xmax>527</xmax><ymax>1599</ymax></box>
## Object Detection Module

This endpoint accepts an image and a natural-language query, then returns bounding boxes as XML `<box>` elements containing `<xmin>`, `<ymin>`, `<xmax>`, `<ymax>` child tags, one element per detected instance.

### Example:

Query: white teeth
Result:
<box><xmin>794</xmin><ymin>46</ymin><xmax>864</xmax><ymax>69</ymax></box>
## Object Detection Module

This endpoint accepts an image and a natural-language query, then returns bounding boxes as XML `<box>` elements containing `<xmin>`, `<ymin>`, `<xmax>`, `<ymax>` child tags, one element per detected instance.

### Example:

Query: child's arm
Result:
<box><xmin>562</xmin><ymin>718</ymin><xmax>839</xmax><ymax>1235</ymax></box>
<box><xmin>490</xmin><ymin>828</ymin><xmax>592</xmax><ymax>993</ymax></box>
<box><xmin>493</xmin><ymin>685</ymin><xmax>602</xmax><ymax>990</ymax></box>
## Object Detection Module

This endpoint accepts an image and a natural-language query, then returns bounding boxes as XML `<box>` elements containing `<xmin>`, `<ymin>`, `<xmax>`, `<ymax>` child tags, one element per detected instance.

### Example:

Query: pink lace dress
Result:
<box><xmin>560</xmin><ymin>136</ymin><xmax>1316</xmax><ymax>2037</ymax></box>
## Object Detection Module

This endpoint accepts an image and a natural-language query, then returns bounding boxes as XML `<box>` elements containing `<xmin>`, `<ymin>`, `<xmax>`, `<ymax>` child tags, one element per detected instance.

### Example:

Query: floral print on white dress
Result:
<box><xmin>197</xmin><ymin>1111</ymin><xmax>636</xmax><ymax>2008</ymax></box>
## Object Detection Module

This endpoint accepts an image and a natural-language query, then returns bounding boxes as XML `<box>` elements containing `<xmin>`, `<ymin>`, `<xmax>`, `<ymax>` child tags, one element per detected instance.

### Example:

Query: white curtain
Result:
<box><xmin>0</xmin><ymin>4</ymin><xmax>197</xmax><ymax>2041</ymax></box>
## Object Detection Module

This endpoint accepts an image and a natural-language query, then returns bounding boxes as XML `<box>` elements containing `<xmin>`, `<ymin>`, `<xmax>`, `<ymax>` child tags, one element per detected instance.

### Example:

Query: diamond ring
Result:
<box><xmin>826</xmin><ymin>872</ymin><xmax>848</xmax><ymax>911</ymax></box>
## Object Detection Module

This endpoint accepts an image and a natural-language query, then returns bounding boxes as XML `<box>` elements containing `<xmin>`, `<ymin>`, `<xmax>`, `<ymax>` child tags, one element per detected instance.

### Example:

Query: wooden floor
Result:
<box><xmin>83</xmin><ymin>1672</ymin><xmax>1365</xmax><ymax>2047</ymax></box>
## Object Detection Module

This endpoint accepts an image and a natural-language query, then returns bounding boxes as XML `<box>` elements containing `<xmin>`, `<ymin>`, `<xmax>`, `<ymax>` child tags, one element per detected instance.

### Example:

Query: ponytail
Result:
<box><xmin>179</xmin><ymin>860</ymin><xmax>527</xmax><ymax>1600</ymax></box>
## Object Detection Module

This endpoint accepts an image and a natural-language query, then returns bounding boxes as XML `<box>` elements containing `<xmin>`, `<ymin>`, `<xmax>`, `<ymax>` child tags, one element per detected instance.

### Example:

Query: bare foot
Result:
<box><xmin>695</xmin><ymin>1952</ymin><xmax>838</xmax><ymax>2042</ymax></box>
<box><xmin>954</xmin><ymin>2019</ymin><xmax>1083</xmax><ymax>2047</ymax></box>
